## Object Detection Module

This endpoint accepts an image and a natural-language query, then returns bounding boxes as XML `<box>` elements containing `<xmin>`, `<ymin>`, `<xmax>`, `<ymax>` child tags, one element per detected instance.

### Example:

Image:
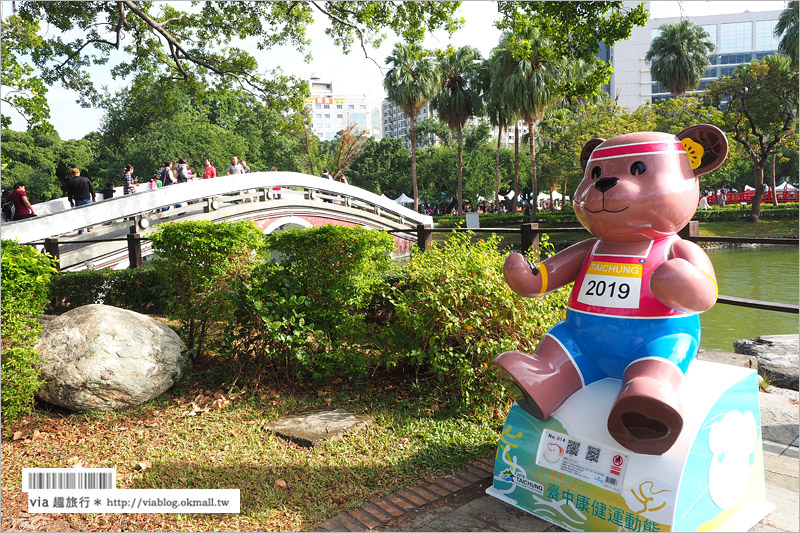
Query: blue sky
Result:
<box><xmin>2</xmin><ymin>1</ymin><xmax>788</xmax><ymax>140</ymax></box>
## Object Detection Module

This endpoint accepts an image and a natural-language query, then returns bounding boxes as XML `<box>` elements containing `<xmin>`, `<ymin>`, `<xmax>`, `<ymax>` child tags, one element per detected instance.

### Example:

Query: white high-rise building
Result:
<box><xmin>608</xmin><ymin>2</ymin><xmax>784</xmax><ymax>109</ymax></box>
<box><xmin>306</xmin><ymin>74</ymin><xmax>375</xmax><ymax>141</ymax></box>
<box><xmin>381</xmin><ymin>99</ymin><xmax>433</xmax><ymax>150</ymax></box>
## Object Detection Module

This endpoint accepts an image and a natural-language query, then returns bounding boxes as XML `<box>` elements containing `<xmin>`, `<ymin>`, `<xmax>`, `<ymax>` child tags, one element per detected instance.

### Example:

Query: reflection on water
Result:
<box><xmin>700</xmin><ymin>246</ymin><xmax>799</xmax><ymax>351</ymax></box>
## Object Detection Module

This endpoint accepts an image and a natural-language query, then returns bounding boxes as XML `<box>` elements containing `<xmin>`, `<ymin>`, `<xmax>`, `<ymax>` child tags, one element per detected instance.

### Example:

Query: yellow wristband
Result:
<box><xmin>537</xmin><ymin>263</ymin><xmax>549</xmax><ymax>296</ymax></box>
<box><xmin>701</xmin><ymin>270</ymin><xmax>718</xmax><ymax>297</ymax></box>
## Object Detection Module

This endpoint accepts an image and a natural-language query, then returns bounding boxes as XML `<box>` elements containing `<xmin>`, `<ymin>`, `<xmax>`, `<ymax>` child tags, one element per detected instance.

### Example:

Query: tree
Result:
<box><xmin>384</xmin><ymin>41</ymin><xmax>441</xmax><ymax>212</ymax></box>
<box><xmin>776</xmin><ymin>1</ymin><xmax>799</xmax><ymax>71</ymax></box>
<box><xmin>432</xmin><ymin>45</ymin><xmax>483</xmax><ymax>214</ymax></box>
<box><xmin>2</xmin><ymin>2</ymin><xmax>462</xmax><ymax>126</ymax></box>
<box><xmin>706</xmin><ymin>55</ymin><xmax>799</xmax><ymax>222</ymax></box>
<box><xmin>1</xmin><ymin>13</ymin><xmax>49</xmax><ymax>128</ymax></box>
<box><xmin>498</xmin><ymin>28</ymin><xmax>564</xmax><ymax>219</ymax></box>
<box><xmin>346</xmin><ymin>137</ymin><xmax>410</xmax><ymax>197</ymax></box>
<box><xmin>481</xmin><ymin>51</ymin><xmax>515</xmax><ymax>209</ymax></box>
<box><xmin>645</xmin><ymin>20</ymin><xmax>714</xmax><ymax>98</ymax></box>
<box><xmin>495</xmin><ymin>1</ymin><xmax>648</xmax><ymax>100</ymax></box>
<box><xmin>415</xmin><ymin>116</ymin><xmax>452</xmax><ymax>148</ymax></box>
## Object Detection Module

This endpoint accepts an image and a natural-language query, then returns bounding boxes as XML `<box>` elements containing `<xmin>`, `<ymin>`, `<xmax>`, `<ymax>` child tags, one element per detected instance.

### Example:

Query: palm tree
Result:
<box><xmin>776</xmin><ymin>1</ymin><xmax>799</xmax><ymax>71</ymax></box>
<box><xmin>645</xmin><ymin>20</ymin><xmax>714</xmax><ymax>97</ymax></box>
<box><xmin>432</xmin><ymin>45</ymin><xmax>483</xmax><ymax>214</ymax></box>
<box><xmin>384</xmin><ymin>42</ymin><xmax>440</xmax><ymax>212</ymax></box>
<box><xmin>482</xmin><ymin>46</ymin><xmax>521</xmax><ymax>212</ymax></box>
<box><xmin>499</xmin><ymin>29</ymin><xmax>564</xmax><ymax>220</ymax></box>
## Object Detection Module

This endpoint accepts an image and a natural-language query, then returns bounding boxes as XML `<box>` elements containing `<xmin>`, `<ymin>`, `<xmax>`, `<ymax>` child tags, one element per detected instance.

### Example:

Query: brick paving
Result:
<box><xmin>321</xmin><ymin>456</ymin><xmax>495</xmax><ymax>532</ymax></box>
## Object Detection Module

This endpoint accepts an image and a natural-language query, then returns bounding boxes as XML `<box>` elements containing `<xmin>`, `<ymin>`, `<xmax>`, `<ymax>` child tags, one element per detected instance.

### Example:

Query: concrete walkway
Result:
<box><xmin>323</xmin><ymin>386</ymin><xmax>798</xmax><ymax>532</ymax></box>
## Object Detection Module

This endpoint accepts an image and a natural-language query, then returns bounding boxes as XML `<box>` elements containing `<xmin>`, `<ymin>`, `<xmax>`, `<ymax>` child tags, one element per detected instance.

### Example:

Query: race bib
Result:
<box><xmin>576</xmin><ymin>261</ymin><xmax>642</xmax><ymax>309</ymax></box>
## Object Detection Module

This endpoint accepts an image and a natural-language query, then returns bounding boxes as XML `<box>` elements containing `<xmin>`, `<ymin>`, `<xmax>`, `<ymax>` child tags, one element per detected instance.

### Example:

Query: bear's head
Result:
<box><xmin>573</xmin><ymin>125</ymin><xmax>728</xmax><ymax>242</ymax></box>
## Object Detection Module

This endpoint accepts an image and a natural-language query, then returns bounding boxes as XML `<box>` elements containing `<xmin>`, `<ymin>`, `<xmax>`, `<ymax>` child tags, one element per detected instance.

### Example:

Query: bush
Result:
<box><xmin>149</xmin><ymin>220</ymin><xmax>265</xmax><ymax>358</ymax></box>
<box><xmin>1</xmin><ymin>240</ymin><xmax>58</xmax><ymax>424</ymax></box>
<box><xmin>47</xmin><ymin>268</ymin><xmax>165</xmax><ymax>315</ymax></box>
<box><xmin>221</xmin><ymin>225</ymin><xmax>396</xmax><ymax>381</ymax></box>
<box><xmin>385</xmin><ymin>232</ymin><xmax>570</xmax><ymax>413</ymax></box>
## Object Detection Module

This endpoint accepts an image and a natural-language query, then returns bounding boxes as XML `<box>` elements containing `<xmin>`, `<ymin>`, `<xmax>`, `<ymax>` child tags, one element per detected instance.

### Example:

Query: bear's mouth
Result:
<box><xmin>585</xmin><ymin>206</ymin><xmax>629</xmax><ymax>213</ymax></box>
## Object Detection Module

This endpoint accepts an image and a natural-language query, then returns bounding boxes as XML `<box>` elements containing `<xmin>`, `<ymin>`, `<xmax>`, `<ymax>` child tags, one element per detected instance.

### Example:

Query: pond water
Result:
<box><xmin>700</xmin><ymin>245</ymin><xmax>799</xmax><ymax>351</ymax></box>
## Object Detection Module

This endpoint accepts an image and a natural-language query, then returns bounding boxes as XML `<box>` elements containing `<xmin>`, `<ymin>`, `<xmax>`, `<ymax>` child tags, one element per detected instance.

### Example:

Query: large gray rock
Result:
<box><xmin>36</xmin><ymin>304</ymin><xmax>187</xmax><ymax>411</ymax></box>
<box><xmin>734</xmin><ymin>335</ymin><xmax>799</xmax><ymax>391</ymax></box>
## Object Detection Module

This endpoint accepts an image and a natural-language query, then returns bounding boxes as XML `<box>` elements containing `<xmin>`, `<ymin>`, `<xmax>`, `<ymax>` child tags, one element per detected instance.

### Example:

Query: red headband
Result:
<box><xmin>588</xmin><ymin>141</ymin><xmax>686</xmax><ymax>162</ymax></box>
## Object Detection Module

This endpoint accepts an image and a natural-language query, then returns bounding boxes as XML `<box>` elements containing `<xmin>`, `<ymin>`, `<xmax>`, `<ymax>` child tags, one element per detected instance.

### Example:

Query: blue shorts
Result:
<box><xmin>546</xmin><ymin>309</ymin><xmax>701</xmax><ymax>385</ymax></box>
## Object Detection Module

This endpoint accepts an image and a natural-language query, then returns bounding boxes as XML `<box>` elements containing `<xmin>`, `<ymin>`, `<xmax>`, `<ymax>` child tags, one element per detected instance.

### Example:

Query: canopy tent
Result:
<box><xmin>776</xmin><ymin>180</ymin><xmax>798</xmax><ymax>190</ymax></box>
<box><xmin>744</xmin><ymin>185</ymin><xmax>755</xmax><ymax>191</ymax></box>
<box><xmin>394</xmin><ymin>193</ymin><xmax>414</xmax><ymax>205</ymax></box>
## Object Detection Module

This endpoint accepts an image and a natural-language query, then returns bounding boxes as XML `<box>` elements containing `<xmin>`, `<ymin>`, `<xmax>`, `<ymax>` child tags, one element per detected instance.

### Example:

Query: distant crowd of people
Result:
<box><xmin>2</xmin><ymin>156</ymin><xmax>277</xmax><ymax>222</ymax></box>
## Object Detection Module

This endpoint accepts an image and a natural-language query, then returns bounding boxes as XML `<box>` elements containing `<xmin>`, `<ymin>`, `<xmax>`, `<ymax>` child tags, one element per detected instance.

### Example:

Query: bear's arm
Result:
<box><xmin>650</xmin><ymin>239</ymin><xmax>718</xmax><ymax>313</ymax></box>
<box><xmin>503</xmin><ymin>238</ymin><xmax>596</xmax><ymax>298</ymax></box>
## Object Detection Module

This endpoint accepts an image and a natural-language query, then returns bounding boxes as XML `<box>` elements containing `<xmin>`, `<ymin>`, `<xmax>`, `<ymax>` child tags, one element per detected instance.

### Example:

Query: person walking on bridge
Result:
<box><xmin>203</xmin><ymin>158</ymin><xmax>217</xmax><ymax>179</ymax></box>
<box><xmin>67</xmin><ymin>167</ymin><xmax>96</xmax><ymax>233</ymax></box>
<box><xmin>227</xmin><ymin>156</ymin><xmax>245</xmax><ymax>175</ymax></box>
<box><xmin>6</xmin><ymin>182</ymin><xmax>36</xmax><ymax>220</ymax></box>
<box><xmin>122</xmin><ymin>164</ymin><xmax>137</xmax><ymax>195</ymax></box>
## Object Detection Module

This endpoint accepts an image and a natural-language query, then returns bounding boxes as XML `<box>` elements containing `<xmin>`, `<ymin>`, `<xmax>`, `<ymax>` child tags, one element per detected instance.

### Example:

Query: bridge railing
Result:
<box><xmin>1</xmin><ymin>172</ymin><xmax>432</xmax><ymax>244</ymax></box>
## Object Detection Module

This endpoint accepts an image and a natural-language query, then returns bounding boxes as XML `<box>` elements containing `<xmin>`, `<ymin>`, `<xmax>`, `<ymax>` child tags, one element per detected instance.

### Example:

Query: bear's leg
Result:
<box><xmin>493</xmin><ymin>335</ymin><xmax>583</xmax><ymax>420</ymax></box>
<box><xmin>607</xmin><ymin>358</ymin><xmax>684</xmax><ymax>455</ymax></box>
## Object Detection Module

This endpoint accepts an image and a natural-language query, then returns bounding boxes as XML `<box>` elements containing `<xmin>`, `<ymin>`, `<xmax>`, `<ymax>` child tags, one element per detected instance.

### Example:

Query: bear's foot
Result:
<box><xmin>607</xmin><ymin>359</ymin><xmax>684</xmax><ymax>455</ymax></box>
<box><xmin>493</xmin><ymin>337</ymin><xmax>583</xmax><ymax>420</ymax></box>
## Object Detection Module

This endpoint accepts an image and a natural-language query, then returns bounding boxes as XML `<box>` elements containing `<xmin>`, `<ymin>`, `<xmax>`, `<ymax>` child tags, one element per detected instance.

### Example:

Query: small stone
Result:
<box><xmin>263</xmin><ymin>408</ymin><xmax>373</xmax><ymax>447</ymax></box>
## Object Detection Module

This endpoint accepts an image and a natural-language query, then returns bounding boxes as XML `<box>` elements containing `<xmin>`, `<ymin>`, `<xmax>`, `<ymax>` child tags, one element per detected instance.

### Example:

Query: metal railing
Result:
<box><xmin>410</xmin><ymin>221</ymin><xmax>799</xmax><ymax>315</ymax></box>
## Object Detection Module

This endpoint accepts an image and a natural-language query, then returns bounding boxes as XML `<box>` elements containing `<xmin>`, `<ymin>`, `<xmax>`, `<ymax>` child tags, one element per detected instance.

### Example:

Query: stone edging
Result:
<box><xmin>321</xmin><ymin>456</ymin><xmax>495</xmax><ymax>532</ymax></box>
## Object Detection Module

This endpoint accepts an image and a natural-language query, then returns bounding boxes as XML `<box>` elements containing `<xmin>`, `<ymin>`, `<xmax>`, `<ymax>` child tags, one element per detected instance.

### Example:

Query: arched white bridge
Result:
<box><xmin>1</xmin><ymin>172</ymin><xmax>432</xmax><ymax>271</ymax></box>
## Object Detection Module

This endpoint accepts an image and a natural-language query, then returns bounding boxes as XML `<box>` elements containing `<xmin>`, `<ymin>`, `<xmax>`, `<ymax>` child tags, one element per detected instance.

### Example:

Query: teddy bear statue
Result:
<box><xmin>495</xmin><ymin>124</ymin><xmax>728</xmax><ymax>455</ymax></box>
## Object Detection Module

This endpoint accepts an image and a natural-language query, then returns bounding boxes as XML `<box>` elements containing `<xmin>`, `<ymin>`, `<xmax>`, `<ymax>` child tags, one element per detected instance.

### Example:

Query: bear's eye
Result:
<box><xmin>630</xmin><ymin>161</ymin><xmax>646</xmax><ymax>175</ymax></box>
<box><xmin>591</xmin><ymin>166</ymin><xmax>602</xmax><ymax>179</ymax></box>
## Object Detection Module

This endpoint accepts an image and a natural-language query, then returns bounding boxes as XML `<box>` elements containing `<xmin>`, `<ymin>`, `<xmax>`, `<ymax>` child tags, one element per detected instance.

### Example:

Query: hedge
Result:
<box><xmin>47</xmin><ymin>268</ymin><xmax>165</xmax><ymax>315</ymax></box>
<box><xmin>435</xmin><ymin>203</ymin><xmax>798</xmax><ymax>228</ymax></box>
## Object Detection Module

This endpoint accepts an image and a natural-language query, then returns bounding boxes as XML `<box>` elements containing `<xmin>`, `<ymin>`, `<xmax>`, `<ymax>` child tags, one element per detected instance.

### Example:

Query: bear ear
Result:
<box><xmin>580</xmin><ymin>138</ymin><xmax>605</xmax><ymax>172</ymax></box>
<box><xmin>676</xmin><ymin>124</ymin><xmax>729</xmax><ymax>177</ymax></box>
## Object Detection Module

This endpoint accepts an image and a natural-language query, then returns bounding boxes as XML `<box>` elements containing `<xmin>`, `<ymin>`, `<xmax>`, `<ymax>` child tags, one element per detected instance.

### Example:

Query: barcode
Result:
<box><xmin>605</xmin><ymin>476</ymin><xmax>618</xmax><ymax>486</ymax></box>
<box><xmin>22</xmin><ymin>469</ymin><xmax>116</xmax><ymax>491</ymax></box>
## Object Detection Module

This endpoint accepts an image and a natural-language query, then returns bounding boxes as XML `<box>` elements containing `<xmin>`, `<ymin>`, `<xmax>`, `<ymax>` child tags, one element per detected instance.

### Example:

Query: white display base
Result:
<box><xmin>487</xmin><ymin>360</ymin><xmax>773</xmax><ymax>532</ymax></box>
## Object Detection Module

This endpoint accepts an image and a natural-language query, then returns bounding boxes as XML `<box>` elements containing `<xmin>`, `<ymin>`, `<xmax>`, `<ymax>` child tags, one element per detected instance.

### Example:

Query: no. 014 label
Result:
<box><xmin>535</xmin><ymin>430</ymin><xmax>629</xmax><ymax>493</ymax></box>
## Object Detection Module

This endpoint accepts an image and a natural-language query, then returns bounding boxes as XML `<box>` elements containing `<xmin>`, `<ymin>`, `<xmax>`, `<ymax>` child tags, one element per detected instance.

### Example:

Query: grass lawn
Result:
<box><xmin>1</xmin><ymin>364</ymin><xmax>504</xmax><ymax>532</ymax></box>
<box><xmin>698</xmin><ymin>219</ymin><xmax>798</xmax><ymax>238</ymax></box>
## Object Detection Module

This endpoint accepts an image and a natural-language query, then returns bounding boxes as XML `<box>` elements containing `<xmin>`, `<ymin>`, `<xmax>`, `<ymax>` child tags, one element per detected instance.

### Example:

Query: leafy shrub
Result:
<box><xmin>47</xmin><ymin>268</ymin><xmax>165</xmax><ymax>315</ymax></box>
<box><xmin>221</xmin><ymin>225</ymin><xmax>396</xmax><ymax>381</ymax></box>
<box><xmin>149</xmin><ymin>220</ymin><xmax>265</xmax><ymax>358</ymax></box>
<box><xmin>1</xmin><ymin>240</ymin><xmax>58</xmax><ymax>423</ymax></box>
<box><xmin>386</xmin><ymin>232</ymin><xmax>570</xmax><ymax>413</ymax></box>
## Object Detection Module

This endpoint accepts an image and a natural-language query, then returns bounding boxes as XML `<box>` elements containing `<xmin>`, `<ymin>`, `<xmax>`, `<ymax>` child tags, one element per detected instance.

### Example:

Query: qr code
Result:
<box><xmin>565</xmin><ymin>440</ymin><xmax>580</xmax><ymax>457</ymax></box>
<box><xmin>585</xmin><ymin>445</ymin><xmax>601</xmax><ymax>463</ymax></box>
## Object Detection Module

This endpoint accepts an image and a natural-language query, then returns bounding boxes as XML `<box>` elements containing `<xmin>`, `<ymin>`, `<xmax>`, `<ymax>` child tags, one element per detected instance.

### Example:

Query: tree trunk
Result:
<box><xmin>561</xmin><ymin>178</ymin><xmax>568</xmax><ymax>208</ymax></box>
<box><xmin>495</xmin><ymin>124</ymin><xmax>502</xmax><ymax>210</ymax></box>
<box><xmin>457</xmin><ymin>124</ymin><xmax>464</xmax><ymax>214</ymax></box>
<box><xmin>549</xmin><ymin>189</ymin><xmax>554</xmax><ymax>211</ymax></box>
<box><xmin>529</xmin><ymin>120</ymin><xmax>538</xmax><ymax>221</ymax></box>
<box><xmin>410</xmin><ymin>114</ymin><xmax>419</xmax><ymax>212</ymax></box>
<box><xmin>513</xmin><ymin>122</ymin><xmax>519</xmax><ymax>213</ymax></box>
<box><xmin>770</xmin><ymin>151</ymin><xmax>778</xmax><ymax>206</ymax></box>
<box><xmin>750</xmin><ymin>162</ymin><xmax>765</xmax><ymax>222</ymax></box>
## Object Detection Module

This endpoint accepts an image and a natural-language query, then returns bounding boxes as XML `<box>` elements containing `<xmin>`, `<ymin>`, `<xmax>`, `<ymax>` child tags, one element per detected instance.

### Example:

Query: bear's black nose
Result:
<box><xmin>594</xmin><ymin>177</ymin><xmax>619</xmax><ymax>193</ymax></box>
